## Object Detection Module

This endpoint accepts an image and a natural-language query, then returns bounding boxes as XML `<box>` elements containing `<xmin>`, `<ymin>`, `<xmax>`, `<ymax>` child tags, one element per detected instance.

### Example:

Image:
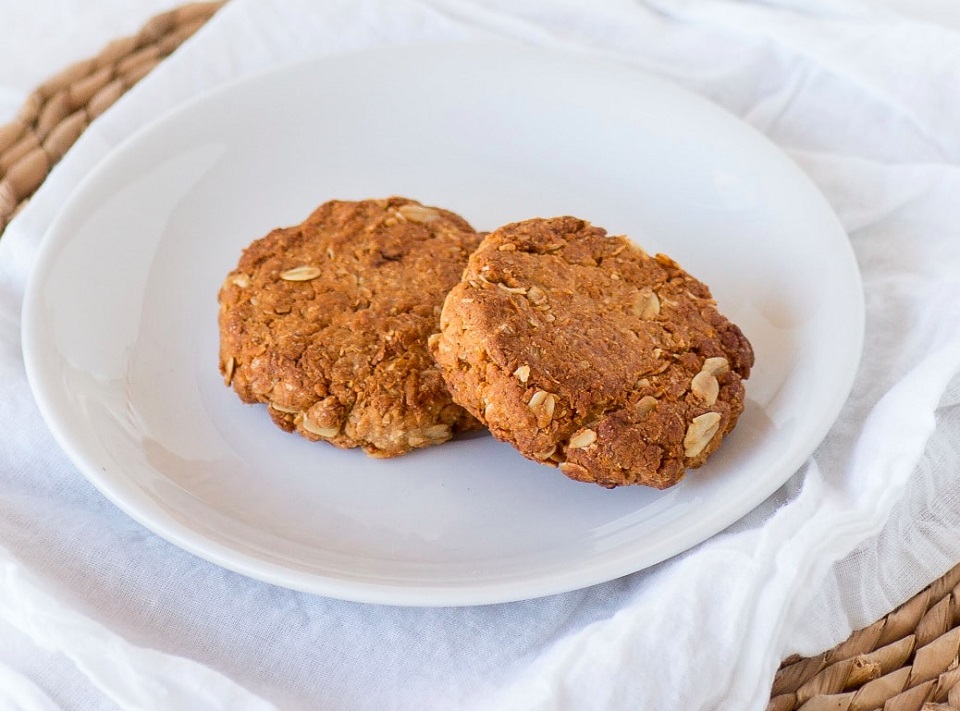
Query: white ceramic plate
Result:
<box><xmin>22</xmin><ymin>43</ymin><xmax>863</xmax><ymax>606</ymax></box>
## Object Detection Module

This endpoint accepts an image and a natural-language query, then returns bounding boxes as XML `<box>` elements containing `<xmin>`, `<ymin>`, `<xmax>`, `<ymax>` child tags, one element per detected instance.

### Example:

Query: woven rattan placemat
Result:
<box><xmin>2</xmin><ymin>4</ymin><xmax>959</xmax><ymax>709</ymax></box>
<box><xmin>771</xmin><ymin>565</ymin><xmax>960</xmax><ymax>711</ymax></box>
<box><xmin>0</xmin><ymin>1</ymin><xmax>224</xmax><ymax>233</ymax></box>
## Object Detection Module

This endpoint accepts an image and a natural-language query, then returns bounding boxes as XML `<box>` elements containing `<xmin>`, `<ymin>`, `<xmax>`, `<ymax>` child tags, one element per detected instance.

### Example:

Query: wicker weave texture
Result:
<box><xmin>770</xmin><ymin>563</ymin><xmax>960</xmax><ymax>711</ymax></box>
<box><xmin>0</xmin><ymin>1</ymin><xmax>225</xmax><ymax>234</ymax></box>
<box><xmin>4</xmin><ymin>4</ymin><xmax>960</xmax><ymax>710</ymax></box>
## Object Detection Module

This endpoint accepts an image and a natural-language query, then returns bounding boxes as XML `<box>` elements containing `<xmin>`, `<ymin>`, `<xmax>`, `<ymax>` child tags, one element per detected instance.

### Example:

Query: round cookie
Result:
<box><xmin>430</xmin><ymin>216</ymin><xmax>754</xmax><ymax>488</ymax></box>
<box><xmin>219</xmin><ymin>197</ymin><xmax>482</xmax><ymax>458</ymax></box>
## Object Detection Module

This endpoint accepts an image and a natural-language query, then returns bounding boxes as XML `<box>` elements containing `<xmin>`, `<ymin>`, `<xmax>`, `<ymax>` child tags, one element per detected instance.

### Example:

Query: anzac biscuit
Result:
<box><xmin>219</xmin><ymin>197</ymin><xmax>482</xmax><ymax>458</ymax></box>
<box><xmin>430</xmin><ymin>216</ymin><xmax>754</xmax><ymax>488</ymax></box>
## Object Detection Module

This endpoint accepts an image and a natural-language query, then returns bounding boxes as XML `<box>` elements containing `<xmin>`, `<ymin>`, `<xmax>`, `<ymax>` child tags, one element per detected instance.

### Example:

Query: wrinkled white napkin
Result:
<box><xmin>3</xmin><ymin>1</ymin><xmax>960</xmax><ymax>709</ymax></box>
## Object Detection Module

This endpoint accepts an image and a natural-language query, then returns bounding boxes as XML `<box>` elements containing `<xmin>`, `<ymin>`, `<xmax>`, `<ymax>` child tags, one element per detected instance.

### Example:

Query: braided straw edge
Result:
<box><xmin>0</xmin><ymin>1</ymin><xmax>226</xmax><ymax>236</ymax></box>
<box><xmin>769</xmin><ymin>562</ymin><xmax>960</xmax><ymax>711</ymax></box>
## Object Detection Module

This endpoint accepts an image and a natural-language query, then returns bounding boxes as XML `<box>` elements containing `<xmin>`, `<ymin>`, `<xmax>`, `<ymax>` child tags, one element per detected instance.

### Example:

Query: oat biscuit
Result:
<box><xmin>430</xmin><ymin>216</ymin><xmax>754</xmax><ymax>488</ymax></box>
<box><xmin>219</xmin><ymin>197</ymin><xmax>482</xmax><ymax>458</ymax></box>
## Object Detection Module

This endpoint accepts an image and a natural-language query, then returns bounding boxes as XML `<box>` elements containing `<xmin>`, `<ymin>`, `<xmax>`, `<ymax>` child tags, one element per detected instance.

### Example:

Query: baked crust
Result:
<box><xmin>218</xmin><ymin>197</ymin><xmax>482</xmax><ymax>458</ymax></box>
<box><xmin>430</xmin><ymin>216</ymin><xmax>754</xmax><ymax>488</ymax></box>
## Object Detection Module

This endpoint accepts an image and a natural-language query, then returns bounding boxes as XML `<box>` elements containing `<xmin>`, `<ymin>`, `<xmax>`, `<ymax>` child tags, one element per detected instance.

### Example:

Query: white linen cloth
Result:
<box><xmin>3</xmin><ymin>1</ymin><xmax>960</xmax><ymax>709</ymax></box>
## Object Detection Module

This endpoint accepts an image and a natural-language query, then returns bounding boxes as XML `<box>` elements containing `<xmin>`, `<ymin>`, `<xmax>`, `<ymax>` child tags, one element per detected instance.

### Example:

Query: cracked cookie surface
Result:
<box><xmin>430</xmin><ymin>216</ymin><xmax>754</xmax><ymax>488</ymax></box>
<box><xmin>218</xmin><ymin>197</ymin><xmax>482</xmax><ymax>458</ymax></box>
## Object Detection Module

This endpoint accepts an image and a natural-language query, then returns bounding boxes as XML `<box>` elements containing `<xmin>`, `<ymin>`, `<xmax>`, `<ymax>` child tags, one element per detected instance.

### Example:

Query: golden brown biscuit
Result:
<box><xmin>430</xmin><ymin>216</ymin><xmax>754</xmax><ymax>488</ymax></box>
<box><xmin>219</xmin><ymin>197</ymin><xmax>482</xmax><ymax>458</ymax></box>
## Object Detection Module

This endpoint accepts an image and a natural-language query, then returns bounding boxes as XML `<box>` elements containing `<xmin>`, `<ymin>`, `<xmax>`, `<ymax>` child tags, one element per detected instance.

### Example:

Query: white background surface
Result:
<box><xmin>3</xmin><ymin>1</ymin><xmax>960</xmax><ymax>710</ymax></box>
<box><xmin>3</xmin><ymin>0</ymin><xmax>960</xmax><ymax>124</ymax></box>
